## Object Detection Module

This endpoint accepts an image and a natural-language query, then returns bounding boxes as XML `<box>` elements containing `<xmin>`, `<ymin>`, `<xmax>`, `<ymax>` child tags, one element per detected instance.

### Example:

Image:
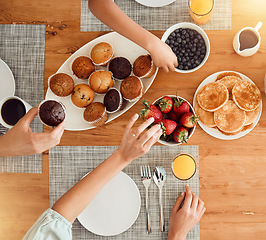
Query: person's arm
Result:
<box><xmin>52</xmin><ymin>114</ymin><xmax>162</xmax><ymax>223</ymax></box>
<box><xmin>167</xmin><ymin>185</ymin><xmax>206</xmax><ymax>240</ymax></box>
<box><xmin>88</xmin><ymin>0</ymin><xmax>178</xmax><ymax>72</ymax></box>
<box><xmin>0</xmin><ymin>106</ymin><xmax>65</xmax><ymax>157</ymax></box>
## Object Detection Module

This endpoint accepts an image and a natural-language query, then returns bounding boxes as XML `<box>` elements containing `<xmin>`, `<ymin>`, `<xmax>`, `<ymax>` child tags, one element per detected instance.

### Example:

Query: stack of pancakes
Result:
<box><xmin>195</xmin><ymin>72</ymin><xmax>261</xmax><ymax>135</ymax></box>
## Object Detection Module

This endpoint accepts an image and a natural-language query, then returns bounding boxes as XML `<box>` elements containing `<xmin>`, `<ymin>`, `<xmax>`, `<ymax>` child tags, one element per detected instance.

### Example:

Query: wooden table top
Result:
<box><xmin>1</xmin><ymin>0</ymin><xmax>266</xmax><ymax>239</ymax></box>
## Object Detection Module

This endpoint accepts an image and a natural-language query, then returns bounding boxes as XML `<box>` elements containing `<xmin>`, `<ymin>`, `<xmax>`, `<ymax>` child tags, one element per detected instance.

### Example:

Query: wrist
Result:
<box><xmin>143</xmin><ymin>32</ymin><xmax>160</xmax><ymax>54</ymax></box>
<box><xmin>167</xmin><ymin>230</ymin><xmax>187</xmax><ymax>240</ymax></box>
<box><xmin>114</xmin><ymin>148</ymin><xmax>133</xmax><ymax>164</ymax></box>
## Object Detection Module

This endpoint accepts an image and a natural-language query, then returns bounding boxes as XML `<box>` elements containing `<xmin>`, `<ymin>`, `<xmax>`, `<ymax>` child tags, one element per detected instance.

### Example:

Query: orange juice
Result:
<box><xmin>172</xmin><ymin>154</ymin><xmax>196</xmax><ymax>180</ymax></box>
<box><xmin>189</xmin><ymin>0</ymin><xmax>214</xmax><ymax>25</ymax></box>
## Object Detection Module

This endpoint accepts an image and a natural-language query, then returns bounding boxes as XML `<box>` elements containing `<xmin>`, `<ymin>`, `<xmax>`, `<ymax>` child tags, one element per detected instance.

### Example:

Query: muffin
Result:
<box><xmin>71</xmin><ymin>84</ymin><xmax>94</xmax><ymax>108</ymax></box>
<box><xmin>89</xmin><ymin>70</ymin><xmax>114</xmax><ymax>94</ymax></box>
<box><xmin>84</xmin><ymin>102</ymin><xmax>108</xmax><ymax>127</ymax></box>
<box><xmin>108</xmin><ymin>57</ymin><xmax>132</xmax><ymax>80</ymax></box>
<box><xmin>120</xmin><ymin>76</ymin><xmax>144</xmax><ymax>102</ymax></box>
<box><xmin>72</xmin><ymin>56</ymin><xmax>95</xmax><ymax>79</ymax></box>
<box><xmin>104</xmin><ymin>88</ymin><xmax>123</xmax><ymax>113</ymax></box>
<box><xmin>38</xmin><ymin>100</ymin><xmax>66</xmax><ymax>127</ymax></box>
<box><xmin>133</xmin><ymin>54</ymin><xmax>156</xmax><ymax>78</ymax></box>
<box><xmin>49</xmin><ymin>73</ymin><xmax>74</xmax><ymax>97</ymax></box>
<box><xmin>90</xmin><ymin>42</ymin><xmax>113</xmax><ymax>66</ymax></box>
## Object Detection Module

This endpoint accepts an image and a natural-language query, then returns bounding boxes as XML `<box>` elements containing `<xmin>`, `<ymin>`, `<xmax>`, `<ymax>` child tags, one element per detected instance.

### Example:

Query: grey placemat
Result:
<box><xmin>0</xmin><ymin>24</ymin><xmax>45</xmax><ymax>173</ymax></box>
<box><xmin>50</xmin><ymin>145</ymin><xmax>199</xmax><ymax>239</ymax></box>
<box><xmin>81</xmin><ymin>0</ymin><xmax>231</xmax><ymax>32</ymax></box>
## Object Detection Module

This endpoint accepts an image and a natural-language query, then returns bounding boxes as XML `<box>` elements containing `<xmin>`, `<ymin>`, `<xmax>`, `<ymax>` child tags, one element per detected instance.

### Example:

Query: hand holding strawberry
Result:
<box><xmin>139</xmin><ymin>99</ymin><xmax>163</xmax><ymax>124</ymax></box>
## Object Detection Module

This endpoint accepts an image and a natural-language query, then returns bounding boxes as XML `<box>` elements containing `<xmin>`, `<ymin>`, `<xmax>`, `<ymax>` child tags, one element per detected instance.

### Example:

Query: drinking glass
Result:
<box><xmin>188</xmin><ymin>0</ymin><xmax>214</xmax><ymax>25</ymax></box>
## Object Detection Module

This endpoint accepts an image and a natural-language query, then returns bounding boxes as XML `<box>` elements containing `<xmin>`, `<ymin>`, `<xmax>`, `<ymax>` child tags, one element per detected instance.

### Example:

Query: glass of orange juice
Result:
<box><xmin>171</xmin><ymin>153</ymin><xmax>197</xmax><ymax>180</ymax></box>
<box><xmin>188</xmin><ymin>0</ymin><xmax>214</xmax><ymax>25</ymax></box>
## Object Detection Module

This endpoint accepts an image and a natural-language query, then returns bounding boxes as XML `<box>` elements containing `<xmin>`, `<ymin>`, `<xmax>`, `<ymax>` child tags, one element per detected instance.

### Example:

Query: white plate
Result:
<box><xmin>193</xmin><ymin>71</ymin><xmax>262</xmax><ymax>140</ymax></box>
<box><xmin>135</xmin><ymin>0</ymin><xmax>176</xmax><ymax>7</ymax></box>
<box><xmin>0</xmin><ymin>59</ymin><xmax>15</xmax><ymax>101</ymax></box>
<box><xmin>45</xmin><ymin>32</ymin><xmax>158</xmax><ymax>131</ymax></box>
<box><xmin>77</xmin><ymin>171</ymin><xmax>141</xmax><ymax>236</ymax></box>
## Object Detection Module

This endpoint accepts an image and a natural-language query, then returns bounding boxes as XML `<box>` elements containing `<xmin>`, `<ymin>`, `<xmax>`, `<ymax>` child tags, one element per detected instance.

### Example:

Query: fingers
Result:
<box><xmin>138</xmin><ymin>124</ymin><xmax>161</xmax><ymax>146</ymax></box>
<box><xmin>18</xmin><ymin>106</ymin><xmax>38</xmax><ymax>129</ymax></box>
<box><xmin>169</xmin><ymin>64</ymin><xmax>176</xmax><ymax>72</ymax></box>
<box><xmin>199</xmin><ymin>207</ymin><xmax>206</xmax><ymax>220</ymax></box>
<box><xmin>142</xmin><ymin>127</ymin><xmax>162</xmax><ymax>151</ymax></box>
<box><xmin>162</xmin><ymin>65</ymin><xmax>169</xmax><ymax>73</ymax></box>
<box><xmin>133</xmin><ymin>117</ymin><xmax>154</xmax><ymax>137</ymax></box>
<box><xmin>197</xmin><ymin>198</ymin><xmax>205</xmax><ymax>213</ymax></box>
<box><xmin>183</xmin><ymin>185</ymin><xmax>193</xmax><ymax>209</ymax></box>
<box><xmin>191</xmin><ymin>192</ymin><xmax>199</xmax><ymax>211</ymax></box>
<box><xmin>171</xmin><ymin>192</ymin><xmax>185</xmax><ymax>213</ymax></box>
<box><xmin>125</xmin><ymin>114</ymin><xmax>139</xmax><ymax>135</ymax></box>
<box><xmin>50</xmin><ymin>121</ymin><xmax>66</xmax><ymax>139</ymax></box>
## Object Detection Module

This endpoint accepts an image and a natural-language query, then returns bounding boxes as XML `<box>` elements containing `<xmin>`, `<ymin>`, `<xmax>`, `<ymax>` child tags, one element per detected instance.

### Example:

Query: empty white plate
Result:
<box><xmin>0</xmin><ymin>59</ymin><xmax>15</xmax><ymax>101</ymax></box>
<box><xmin>77</xmin><ymin>171</ymin><xmax>141</xmax><ymax>236</ymax></box>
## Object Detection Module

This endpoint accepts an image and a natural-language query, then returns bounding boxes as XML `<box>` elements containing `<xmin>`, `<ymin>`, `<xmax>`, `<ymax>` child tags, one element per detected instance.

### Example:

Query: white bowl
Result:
<box><xmin>161</xmin><ymin>22</ymin><xmax>210</xmax><ymax>73</ymax></box>
<box><xmin>152</xmin><ymin>95</ymin><xmax>196</xmax><ymax>146</ymax></box>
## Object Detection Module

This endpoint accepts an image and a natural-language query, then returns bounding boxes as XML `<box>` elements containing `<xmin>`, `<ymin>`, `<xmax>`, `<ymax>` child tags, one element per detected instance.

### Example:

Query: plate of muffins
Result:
<box><xmin>46</xmin><ymin>32</ymin><xmax>158</xmax><ymax>131</ymax></box>
<box><xmin>193</xmin><ymin>71</ymin><xmax>262</xmax><ymax>140</ymax></box>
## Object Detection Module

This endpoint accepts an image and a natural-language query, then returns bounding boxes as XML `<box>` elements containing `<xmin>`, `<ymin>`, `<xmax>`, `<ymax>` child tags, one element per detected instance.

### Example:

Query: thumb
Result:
<box><xmin>18</xmin><ymin>106</ymin><xmax>38</xmax><ymax>128</ymax></box>
<box><xmin>171</xmin><ymin>192</ymin><xmax>185</xmax><ymax>213</ymax></box>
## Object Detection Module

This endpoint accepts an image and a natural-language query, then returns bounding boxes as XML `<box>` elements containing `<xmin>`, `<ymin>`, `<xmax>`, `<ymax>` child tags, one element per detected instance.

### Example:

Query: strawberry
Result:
<box><xmin>158</xmin><ymin>96</ymin><xmax>173</xmax><ymax>114</ymax></box>
<box><xmin>167</xmin><ymin>110</ymin><xmax>178</xmax><ymax>121</ymax></box>
<box><xmin>173</xmin><ymin>98</ymin><xmax>190</xmax><ymax>117</ymax></box>
<box><xmin>173</xmin><ymin>127</ymin><xmax>189</xmax><ymax>143</ymax></box>
<box><xmin>180</xmin><ymin>112</ymin><xmax>198</xmax><ymax>128</ymax></box>
<box><xmin>160</xmin><ymin>119</ymin><xmax>177</xmax><ymax>136</ymax></box>
<box><xmin>139</xmin><ymin>99</ymin><xmax>163</xmax><ymax>124</ymax></box>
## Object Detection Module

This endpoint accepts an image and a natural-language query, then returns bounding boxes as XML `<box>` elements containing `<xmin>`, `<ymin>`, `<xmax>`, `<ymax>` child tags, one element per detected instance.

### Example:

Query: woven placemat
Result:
<box><xmin>49</xmin><ymin>145</ymin><xmax>199</xmax><ymax>239</ymax></box>
<box><xmin>0</xmin><ymin>24</ymin><xmax>45</xmax><ymax>173</ymax></box>
<box><xmin>81</xmin><ymin>0</ymin><xmax>231</xmax><ymax>32</ymax></box>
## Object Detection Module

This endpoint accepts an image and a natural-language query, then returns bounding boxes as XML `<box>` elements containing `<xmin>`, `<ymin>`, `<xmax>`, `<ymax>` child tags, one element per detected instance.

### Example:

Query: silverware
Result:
<box><xmin>153</xmin><ymin>166</ymin><xmax>166</xmax><ymax>232</ymax></box>
<box><xmin>140</xmin><ymin>165</ymin><xmax>152</xmax><ymax>234</ymax></box>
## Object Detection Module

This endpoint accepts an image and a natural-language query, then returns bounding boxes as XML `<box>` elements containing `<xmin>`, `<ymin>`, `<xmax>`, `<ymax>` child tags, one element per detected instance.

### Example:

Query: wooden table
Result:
<box><xmin>0</xmin><ymin>0</ymin><xmax>266</xmax><ymax>239</ymax></box>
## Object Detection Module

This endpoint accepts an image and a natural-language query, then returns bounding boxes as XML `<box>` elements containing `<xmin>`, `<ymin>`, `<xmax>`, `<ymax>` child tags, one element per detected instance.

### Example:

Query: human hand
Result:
<box><xmin>116</xmin><ymin>113</ymin><xmax>162</xmax><ymax>163</ymax></box>
<box><xmin>147</xmin><ymin>37</ymin><xmax>178</xmax><ymax>73</ymax></box>
<box><xmin>167</xmin><ymin>185</ymin><xmax>206</xmax><ymax>240</ymax></box>
<box><xmin>0</xmin><ymin>106</ymin><xmax>66</xmax><ymax>157</ymax></box>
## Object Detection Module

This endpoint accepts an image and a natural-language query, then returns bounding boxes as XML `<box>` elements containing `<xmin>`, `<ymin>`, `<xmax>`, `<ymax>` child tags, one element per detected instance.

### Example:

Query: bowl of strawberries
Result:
<box><xmin>139</xmin><ymin>95</ymin><xmax>197</xmax><ymax>146</ymax></box>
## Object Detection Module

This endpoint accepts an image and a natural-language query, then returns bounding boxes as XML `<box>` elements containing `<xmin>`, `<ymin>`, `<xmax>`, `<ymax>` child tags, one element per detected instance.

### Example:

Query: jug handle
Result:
<box><xmin>254</xmin><ymin>22</ymin><xmax>263</xmax><ymax>31</ymax></box>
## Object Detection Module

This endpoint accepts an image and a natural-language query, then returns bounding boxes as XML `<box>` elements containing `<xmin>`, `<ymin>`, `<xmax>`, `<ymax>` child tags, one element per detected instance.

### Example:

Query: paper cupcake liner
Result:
<box><xmin>90</xmin><ymin>42</ymin><xmax>114</xmax><ymax>66</ymax></box>
<box><xmin>38</xmin><ymin>99</ymin><xmax>67</xmax><ymax>128</ymax></box>
<box><xmin>104</xmin><ymin>87</ymin><xmax>123</xmax><ymax>114</ymax></box>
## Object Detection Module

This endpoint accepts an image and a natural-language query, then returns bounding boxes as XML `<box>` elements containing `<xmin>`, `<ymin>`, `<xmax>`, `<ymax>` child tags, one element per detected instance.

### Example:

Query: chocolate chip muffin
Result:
<box><xmin>72</xmin><ymin>56</ymin><xmax>95</xmax><ymax>79</ymax></box>
<box><xmin>49</xmin><ymin>73</ymin><xmax>74</xmax><ymax>97</ymax></box>
<box><xmin>71</xmin><ymin>84</ymin><xmax>95</xmax><ymax>108</ymax></box>
<box><xmin>38</xmin><ymin>100</ymin><xmax>66</xmax><ymax>127</ymax></box>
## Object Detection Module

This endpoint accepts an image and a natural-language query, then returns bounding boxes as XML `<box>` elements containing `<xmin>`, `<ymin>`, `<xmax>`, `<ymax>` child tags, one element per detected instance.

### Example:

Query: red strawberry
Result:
<box><xmin>173</xmin><ymin>98</ymin><xmax>190</xmax><ymax>117</ymax></box>
<box><xmin>158</xmin><ymin>96</ymin><xmax>173</xmax><ymax>114</ymax></box>
<box><xmin>173</xmin><ymin>127</ymin><xmax>189</xmax><ymax>143</ymax></box>
<box><xmin>180</xmin><ymin>112</ymin><xmax>198</xmax><ymax>128</ymax></box>
<box><xmin>160</xmin><ymin>119</ymin><xmax>177</xmax><ymax>135</ymax></box>
<box><xmin>167</xmin><ymin>110</ymin><xmax>178</xmax><ymax>121</ymax></box>
<box><xmin>139</xmin><ymin>99</ymin><xmax>163</xmax><ymax>124</ymax></box>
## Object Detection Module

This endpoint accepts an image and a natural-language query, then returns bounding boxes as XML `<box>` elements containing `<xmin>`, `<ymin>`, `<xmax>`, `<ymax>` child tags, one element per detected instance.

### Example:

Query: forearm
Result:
<box><xmin>88</xmin><ymin>0</ymin><xmax>159</xmax><ymax>53</ymax></box>
<box><xmin>52</xmin><ymin>149</ymin><xmax>129</xmax><ymax>223</ymax></box>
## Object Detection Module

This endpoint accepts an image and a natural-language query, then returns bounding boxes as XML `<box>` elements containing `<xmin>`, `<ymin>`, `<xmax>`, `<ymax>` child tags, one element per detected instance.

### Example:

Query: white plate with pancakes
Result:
<box><xmin>193</xmin><ymin>71</ymin><xmax>262</xmax><ymax>140</ymax></box>
<box><xmin>45</xmin><ymin>32</ymin><xmax>158</xmax><ymax>131</ymax></box>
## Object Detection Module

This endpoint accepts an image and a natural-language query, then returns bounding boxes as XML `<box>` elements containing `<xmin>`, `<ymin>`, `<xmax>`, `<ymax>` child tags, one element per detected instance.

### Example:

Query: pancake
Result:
<box><xmin>217</xmin><ymin>127</ymin><xmax>242</xmax><ymax>136</ymax></box>
<box><xmin>214</xmin><ymin>100</ymin><xmax>246</xmax><ymax>133</ymax></box>
<box><xmin>217</xmin><ymin>76</ymin><xmax>242</xmax><ymax>99</ymax></box>
<box><xmin>232</xmin><ymin>80</ymin><xmax>261</xmax><ymax>111</ymax></box>
<box><xmin>216</xmin><ymin>72</ymin><xmax>242</xmax><ymax>81</ymax></box>
<box><xmin>244</xmin><ymin>106</ymin><xmax>260</xmax><ymax>126</ymax></box>
<box><xmin>197</xmin><ymin>82</ymin><xmax>229</xmax><ymax>112</ymax></box>
<box><xmin>195</xmin><ymin>104</ymin><xmax>216</xmax><ymax>127</ymax></box>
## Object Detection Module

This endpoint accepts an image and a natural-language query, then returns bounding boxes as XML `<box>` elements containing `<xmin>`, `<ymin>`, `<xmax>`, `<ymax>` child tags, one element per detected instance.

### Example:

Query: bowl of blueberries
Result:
<box><xmin>162</xmin><ymin>22</ymin><xmax>210</xmax><ymax>73</ymax></box>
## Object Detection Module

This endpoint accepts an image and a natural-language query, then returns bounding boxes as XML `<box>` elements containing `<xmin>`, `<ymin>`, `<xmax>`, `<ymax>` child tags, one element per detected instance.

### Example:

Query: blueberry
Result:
<box><xmin>182</xmin><ymin>58</ymin><xmax>186</xmax><ymax>63</ymax></box>
<box><xmin>165</xmin><ymin>40</ymin><xmax>170</xmax><ymax>45</ymax></box>
<box><xmin>194</xmin><ymin>55</ymin><xmax>198</xmax><ymax>60</ymax></box>
<box><xmin>184</xmin><ymin>66</ymin><xmax>189</xmax><ymax>70</ymax></box>
<box><xmin>179</xmin><ymin>65</ymin><xmax>184</xmax><ymax>70</ymax></box>
<box><xmin>170</xmin><ymin>40</ymin><xmax>175</xmax><ymax>44</ymax></box>
<box><xmin>189</xmin><ymin>52</ymin><xmax>194</xmax><ymax>57</ymax></box>
<box><xmin>174</xmin><ymin>42</ymin><xmax>178</xmax><ymax>47</ymax></box>
<box><xmin>191</xmin><ymin>59</ymin><xmax>195</xmax><ymax>64</ymax></box>
<box><xmin>176</xmin><ymin>33</ymin><xmax>181</xmax><ymax>38</ymax></box>
<box><xmin>173</xmin><ymin>47</ymin><xmax>178</xmax><ymax>52</ymax></box>
<box><xmin>179</xmin><ymin>53</ymin><xmax>183</xmax><ymax>57</ymax></box>
<box><xmin>201</xmin><ymin>50</ymin><xmax>206</xmax><ymax>54</ymax></box>
<box><xmin>181</xmin><ymin>49</ymin><xmax>185</xmax><ymax>53</ymax></box>
<box><xmin>198</xmin><ymin>43</ymin><xmax>202</xmax><ymax>48</ymax></box>
<box><xmin>177</xmin><ymin>38</ymin><xmax>182</xmax><ymax>43</ymax></box>
<box><xmin>175</xmin><ymin>29</ymin><xmax>180</xmax><ymax>34</ymax></box>
<box><xmin>188</xmin><ymin>43</ymin><xmax>193</xmax><ymax>49</ymax></box>
<box><xmin>191</xmin><ymin>47</ymin><xmax>196</xmax><ymax>52</ymax></box>
<box><xmin>195</xmin><ymin>60</ymin><xmax>200</xmax><ymax>65</ymax></box>
<box><xmin>200</xmin><ymin>39</ymin><xmax>204</xmax><ymax>44</ymax></box>
<box><xmin>181</xmin><ymin>35</ymin><xmax>186</xmax><ymax>40</ymax></box>
<box><xmin>171</xmin><ymin>32</ymin><xmax>176</xmax><ymax>37</ymax></box>
<box><xmin>200</xmin><ymin>54</ymin><xmax>205</xmax><ymax>59</ymax></box>
<box><xmin>182</xmin><ymin>30</ymin><xmax>187</xmax><ymax>35</ymax></box>
<box><xmin>197</xmin><ymin>34</ymin><xmax>202</xmax><ymax>40</ymax></box>
<box><xmin>186</xmin><ymin>38</ymin><xmax>190</xmax><ymax>42</ymax></box>
<box><xmin>169</xmin><ymin>44</ymin><xmax>174</xmax><ymax>48</ymax></box>
<box><xmin>187</xmin><ymin>62</ymin><xmax>191</xmax><ymax>67</ymax></box>
<box><xmin>193</xmin><ymin>64</ymin><xmax>197</xmax><ymax>68</ymax></box>
<box><xmin>193</xmin><ymin>43</ymin><xmax>197</xmax><ymax>48</ymax></box>
<box><xmin>194</xmin><ymin>38</ymin><xmax>199</xmax><ymax>43</ymax></box>
<box><xmin>187</xmin><ymin>49</ymin><xmax>191</xmax><ymax>53</ymax></box>
<box><xmin>185</xmin><ymin>33</ymin><xmax>189</xmax><ymax>38</ymax></box>
<box><xmin>184</xmin><ymin>52</ymin><xmax>188</xmax><ymax>57</ymax></box>
<box><xmin>196</xmin><ymin>51</ymin><xmax>201</xmax><ymax>56</ymax></box>
<box><xmin>182</xmin><ymin>40</ymin><xmax>186</xmax><ymax>45</ymax></box>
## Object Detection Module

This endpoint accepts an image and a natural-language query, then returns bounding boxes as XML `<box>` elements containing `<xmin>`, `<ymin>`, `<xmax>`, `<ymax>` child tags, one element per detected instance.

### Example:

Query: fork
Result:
<box><xmin>140</xmin><ymin>165</ymin><xmax>152</xmax><ymax>234</ymax></box>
